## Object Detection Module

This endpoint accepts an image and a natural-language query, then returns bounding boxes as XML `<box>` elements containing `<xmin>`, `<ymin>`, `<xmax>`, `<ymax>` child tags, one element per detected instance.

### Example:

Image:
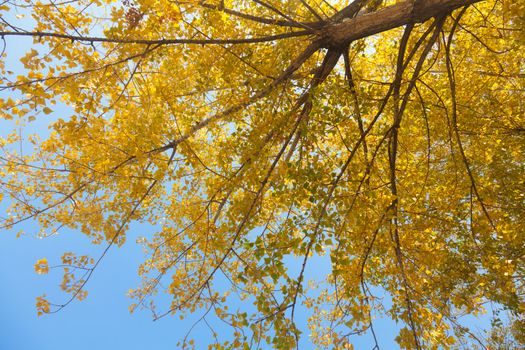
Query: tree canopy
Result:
<box><xmin>1</xmin><ymin>0</ymin><xmax>524</xmax><ymax>348</ymax></box>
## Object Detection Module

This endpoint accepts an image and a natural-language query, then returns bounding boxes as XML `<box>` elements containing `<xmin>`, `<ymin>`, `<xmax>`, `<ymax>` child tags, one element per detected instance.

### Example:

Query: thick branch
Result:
<box><xmin>323</xmin><ymin>0</ymin><xmax>483</xmax><ymax>47</ymax></box>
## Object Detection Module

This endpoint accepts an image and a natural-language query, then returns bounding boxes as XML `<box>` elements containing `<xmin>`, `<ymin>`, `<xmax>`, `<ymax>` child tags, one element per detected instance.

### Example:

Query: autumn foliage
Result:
<box><xmin>0</xmin><ymin>0</ymin><xmax>524</xmax><ymax>348</ymax></box>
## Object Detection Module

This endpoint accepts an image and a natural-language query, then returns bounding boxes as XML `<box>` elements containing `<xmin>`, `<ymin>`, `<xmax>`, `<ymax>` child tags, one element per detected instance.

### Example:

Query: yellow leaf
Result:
<box><xmin>34</xmin><ymin>258</ymin><xmax>49</xmax><ymax>274</ymax></box>
<box><xmin>36</xmin><ymin>295</ymin><xmax>50</xmax><ymax>316</ymax></box>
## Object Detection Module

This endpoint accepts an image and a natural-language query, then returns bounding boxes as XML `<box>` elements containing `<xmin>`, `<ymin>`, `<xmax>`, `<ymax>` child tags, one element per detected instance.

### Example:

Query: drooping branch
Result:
<box><xmin>387</xmin><ymin>16</ymin><xmax>446</xmax><ymax>349</ymax></box>
<box><xmin>443</xmin><ymin>8</ymin><xmax>499</xmax><ymax>236</ymax></box>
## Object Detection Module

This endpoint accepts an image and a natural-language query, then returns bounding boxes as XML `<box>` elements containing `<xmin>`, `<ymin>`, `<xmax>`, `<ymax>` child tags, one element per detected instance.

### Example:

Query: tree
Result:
<box><xmin>0</xmin><ymin>0</ymin><xmax>524</xmax><ymax>348</ymax></box>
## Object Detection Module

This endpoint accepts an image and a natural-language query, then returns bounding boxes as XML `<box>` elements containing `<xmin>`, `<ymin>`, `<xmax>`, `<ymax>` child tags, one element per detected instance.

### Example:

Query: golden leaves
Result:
<box><xmin>36</xmin><ymin>295</ymin><xmax>50</xmax><ymax>316</ymax></box>
<box><xmin>1</xmin><ymin>0</ymin><xmax>524</xmax><ymax>348</ymax></box>
<box><xmin>34</xmin><ymin>258</ymin><xmax>49</xmax><ymax>275</ymax></box>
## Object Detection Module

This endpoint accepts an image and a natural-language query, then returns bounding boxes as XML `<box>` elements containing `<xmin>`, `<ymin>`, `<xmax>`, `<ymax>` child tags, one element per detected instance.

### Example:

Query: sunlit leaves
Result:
<box><xmin>36</xmin><ymin>295</ymin><xmax>50</xmax><ymax>316</ymax></box>
<box><xmin>1</xmin><ymin>0</ymin><xmax>524</xmax><ymax>348</ymax></box>
<box><xmin>34</xmin><ymin>257</ymin><xmax>49</xmax><ymax>274</ymax></box>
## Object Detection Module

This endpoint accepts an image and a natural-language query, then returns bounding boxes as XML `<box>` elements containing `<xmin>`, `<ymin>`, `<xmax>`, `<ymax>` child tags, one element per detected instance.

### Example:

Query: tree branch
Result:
<box><xmin>323</xmin><ymin>0</ymin><xmax>483</xmax><ymax>47</ymax></box>
<box><xmin>0</xmin><ymin>29</ymin><xmax>311</xmax><ymax>45</ymax></box>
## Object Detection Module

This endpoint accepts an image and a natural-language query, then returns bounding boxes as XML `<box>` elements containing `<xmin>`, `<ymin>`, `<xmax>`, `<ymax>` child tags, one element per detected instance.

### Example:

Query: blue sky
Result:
<box><xmin>0</xmin><ymin>224</ymin><xmax>192</xmax><ymax>350</ymax></box>
<box><xmin>0</xmin><ymin>221</ymin><xmax>399</xmax><ymax>350</ymax></box>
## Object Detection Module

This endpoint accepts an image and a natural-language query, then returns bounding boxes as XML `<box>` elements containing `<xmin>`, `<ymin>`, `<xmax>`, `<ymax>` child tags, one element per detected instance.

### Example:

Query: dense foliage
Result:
<box><xmin>1</xmin><ymin>0</ymin><xmax>524</xmax><ymax>348</ymax></box>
